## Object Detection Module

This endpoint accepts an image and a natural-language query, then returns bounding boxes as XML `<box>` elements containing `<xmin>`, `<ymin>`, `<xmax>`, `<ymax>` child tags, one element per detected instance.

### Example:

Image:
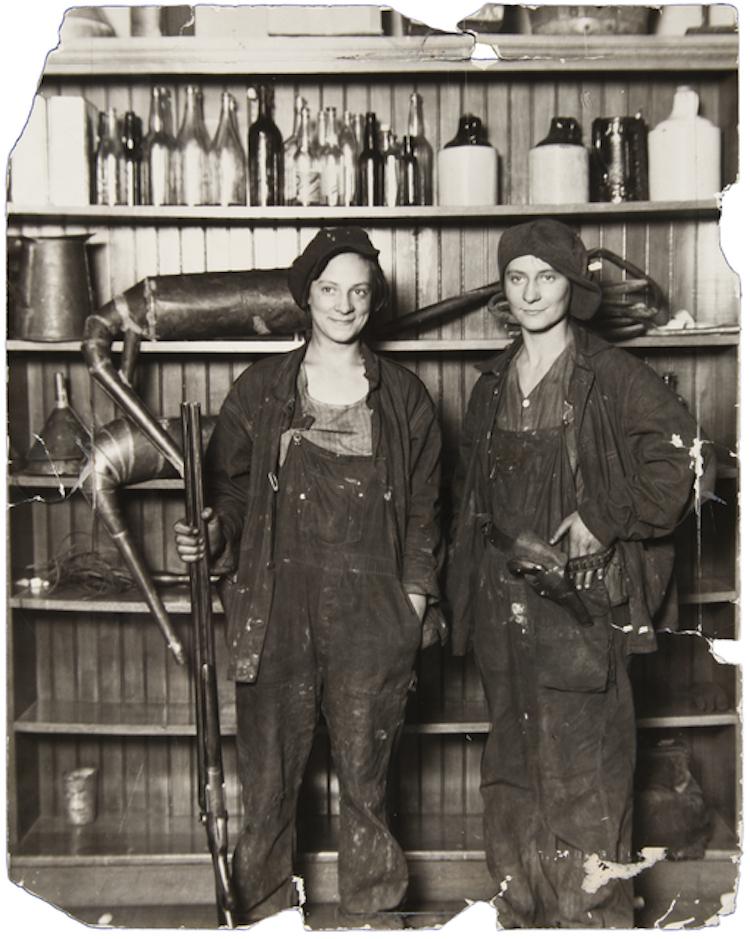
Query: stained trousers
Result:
<box><xmin>231</xmin><ymin>437</ymin><xmax>421</xmax><ymax>922</ymax></box>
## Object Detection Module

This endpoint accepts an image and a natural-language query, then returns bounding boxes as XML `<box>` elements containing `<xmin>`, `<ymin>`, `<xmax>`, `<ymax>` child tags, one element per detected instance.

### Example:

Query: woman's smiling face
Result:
<box><xmin>503</xmin><ymin>254</ymin><xmax>571</xmax><ymax>334</ymax></box>
<box><xmin>307</xmin><ymin>252</ymin><xmax>373</xmax><ymax>345</ymax></box>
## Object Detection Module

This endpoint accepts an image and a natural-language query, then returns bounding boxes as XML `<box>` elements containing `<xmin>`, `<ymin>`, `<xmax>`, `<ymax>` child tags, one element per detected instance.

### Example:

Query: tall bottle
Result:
<box><xmin>121</xmin><ymin>110</ymin><xmax>143</xmax><ymax>206</ymax></box>
<box><xmin>95</xmin><ymin>108</ymin><xmax>124</xmax><ymax>206</ymax></box>
<box><xmin>320</xmin><ymin>107</ymin><xmax>342</xmax><ymax>206</ymax></box>
<box><xmin>142</xmin><ymin>86</ymin><xmax>176</xmax><ymax>206</ymax></box>
<box><xmin>210</xmin><ymin>91</ymin><xmax>247</xmax><ymax>206</ymax></box>
<box><xmin>175</xmin><ymin>85</ymin><xmax>211</xmax><ymax>206</ymax></box>
<box><xmin>381</xmin><ymin>125</ymin><xmax>401</xmax><ymax>207</ymax></box>
<box><xmin>407</xmin><ymin>92</ymin><xmax>433</xmax><ymax>205</ymax></box>
<box><xmin>293</xmin><ymin>106</ymin><xmax>320</xmax><ymax>207</ymax></box>
<box><xmin>283</xmin><ymin>94</ymin><xmax>306</xmax><ymax>206</ymax></box>
<box><xmin>311</xmin><ymin>108</ymin><xmax>326</xmax><ymax>186</ymax></box>
<box><xmin>338</xmin><ymin>110</ymin><xmax>358</xmax><ymax>206</ymax></box>
<box><xmin>248</xmin><ymin>83</ymin><xmax>284</xmax><ymax>206</ymax></box>
<box><xmin>400</xmin><ymin>135</ymin><xmax>420</xmax><ymax>206</ymax></box>
<box><xmin>351</xmin><ymin>113</ymin><xmax>365</xmax><ymax>154</ymax></box>
<box><xmin>358</xmin><ymin>112</ymin><xmax>384</xmax><ymax>207</ymax></box>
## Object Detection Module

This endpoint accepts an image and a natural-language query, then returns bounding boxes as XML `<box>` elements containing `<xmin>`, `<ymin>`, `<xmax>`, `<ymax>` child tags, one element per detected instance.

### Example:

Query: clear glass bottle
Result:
<box><xmin>95</xmin><ymin>107</ymin><xmax>124</xmax><ymax>206</ymax></box>
<box><xmin>293</xmin><ymin>105</ymin><xmax>320</xmax><ymax>207</ymax></box>
<box><xmin>121</xmin><ymin>110</ymin><xmax>143</xmax><ymax>206</ymax></box>
<box><xmin>248</xmin><ymin>83</ymin><xmax>284</xmax><ymax>206</ymax></box>
<box><xmin>357</xmin><ymin>112</ymin><xmax>384</xmax><ymax>207</ymax></box>
<box><xmin>210</xmin><ymin>90</ymin><xmax>247</xmax><ymax>206</ymax></box>
<box><xmin>175</xmin><ymin>85</ymin><xmax>211</xmax><ymax>206</ymax></box>
<box><xmin>142</xmin><ymin>86</ymin><xmax>176</xmax><ymax>206</ymax></box>
<box><xmin>338</xmin><ymin>110</ymin><xmax>358</xmax><ymax>207</ymax></box>
<box><xmin>407</xmin><ymin>91</ymin><xmax>434</xmax><ymax>205</ymax></box>
<box><xmin>381</xmin><ymin>125</ymin><xmax>401</xmax><ymax>207</ymax></box>
<box><xmin>320</xmin><ymin>107</ymin><xmax>342</xmax><ymax>206</ymax></box>
<box><xmin>400</xmin><ymin>135</ymin><xmax>420</xmax><ymax>206</ymax></box>
<box><xmin>283</xmin><ymin>94</ymin><xmax>306</xmax><ymax>206</ymax></box>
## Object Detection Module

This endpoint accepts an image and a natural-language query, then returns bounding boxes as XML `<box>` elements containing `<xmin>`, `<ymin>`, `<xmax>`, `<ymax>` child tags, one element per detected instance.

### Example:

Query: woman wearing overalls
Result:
<box><xmin>449</xmin><ymin>219</ymin><xmax>703</xmax><ymax>928</ymax></box>
<box><xmin>175</xmin><ymin>226</ymin><xmax>443</xmax><ymax>928</ymax></box>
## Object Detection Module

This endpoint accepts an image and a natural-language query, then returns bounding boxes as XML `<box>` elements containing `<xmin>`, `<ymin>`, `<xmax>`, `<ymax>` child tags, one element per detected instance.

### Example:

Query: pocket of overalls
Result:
<box><xmin>536</xmin><ymin>591</ymin><xmax>612</xmax><ymax>694</ymax></box>
<box><xmin>304</xmin><ymin>467</ymin><xmax>369</xmax><ymax>546</ymax></box>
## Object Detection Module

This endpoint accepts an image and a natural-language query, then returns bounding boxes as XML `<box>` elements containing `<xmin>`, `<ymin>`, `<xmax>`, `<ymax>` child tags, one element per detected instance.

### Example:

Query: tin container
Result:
<box><xmin>63</xmin><ymin>766</ymin><xmax>98</xmax><ymax>826</ymax></box>
<box><xmin>9</xmin><ymin>234</ymin><xmax>94</xmax><ymax>341</ymax></box>
<box><xmin>591</xmin><ymin>116</ymin><xmax>649</xmax><ymax>203</ymax></box>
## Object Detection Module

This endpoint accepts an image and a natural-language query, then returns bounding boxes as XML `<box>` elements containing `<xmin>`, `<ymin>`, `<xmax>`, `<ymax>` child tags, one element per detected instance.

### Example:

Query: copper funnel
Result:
<box><xmin>24</xmin><ymin>373</ymin><xmax>89</xmax><ymax>475</ymax></box>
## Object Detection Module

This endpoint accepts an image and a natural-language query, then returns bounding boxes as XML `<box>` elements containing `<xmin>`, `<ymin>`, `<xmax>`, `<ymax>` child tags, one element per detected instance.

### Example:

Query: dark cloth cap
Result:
<box><xmin>497</xmin><ymin>218</ymin><xmax>601</xmax><ymax>320</ymax></box>
<box><xmin>288</xmin><ymin>226</ymin><xmax>381</xmax><ymax>309</ymax></box>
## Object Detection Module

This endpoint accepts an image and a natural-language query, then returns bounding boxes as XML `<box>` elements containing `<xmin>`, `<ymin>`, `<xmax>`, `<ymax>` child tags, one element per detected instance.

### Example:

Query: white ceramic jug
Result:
<box><xmin>648</xmin><ymin>87</ymin><xmax>721</xmax><ymax>200</ymax></box>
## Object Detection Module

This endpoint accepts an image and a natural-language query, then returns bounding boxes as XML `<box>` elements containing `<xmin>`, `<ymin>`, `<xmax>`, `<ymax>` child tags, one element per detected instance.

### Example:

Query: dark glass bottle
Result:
<box><xmin>95</xmin><ymin>108</ymin><xmax>124</xmax><ymax>206</ymax></box>
<box><xmin>357</xmin><ymin>112</ymin><xmax>384</xmax><ymax>207</ymax></box>
<box><xmin>121</xmin><ymin>110</ymin><xmax>143</xmax><ymax>206</ymax></box>
<box><xmin>407</xmin><ymin>91</ymin><xmax>433</xmax><ymax>205</ymax></box>
<box><xmin>400</xmin><ymin>135</ymin><xmax>420</xmax><ymax>206</ymax></box>
<box><xmin>248</xmin><ymin>83</ymin><xmax>284</xmax><ymax>207</ymax></box>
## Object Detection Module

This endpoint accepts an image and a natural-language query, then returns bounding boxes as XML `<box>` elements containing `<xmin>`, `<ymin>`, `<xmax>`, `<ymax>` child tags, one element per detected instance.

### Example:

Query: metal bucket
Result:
<box><xmin>9</xmin><ymin>234</ymin><xmax>94</xmax><ymax>341</ymax></box>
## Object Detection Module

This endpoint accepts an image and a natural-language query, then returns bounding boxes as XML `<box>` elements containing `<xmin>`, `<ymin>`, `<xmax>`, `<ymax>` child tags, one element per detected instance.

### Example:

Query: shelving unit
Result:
<box><xmin>6</xmin><ymin>23</ymin><xmax>740</xmax><ymax>928</ymax></box>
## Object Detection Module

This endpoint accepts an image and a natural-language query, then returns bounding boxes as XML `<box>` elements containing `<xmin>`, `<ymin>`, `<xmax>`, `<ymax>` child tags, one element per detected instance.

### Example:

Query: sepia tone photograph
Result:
<box><xmin>2</xmin><ymin>1</ymin><xmax>745</xmax><ymax>934</ymax></box>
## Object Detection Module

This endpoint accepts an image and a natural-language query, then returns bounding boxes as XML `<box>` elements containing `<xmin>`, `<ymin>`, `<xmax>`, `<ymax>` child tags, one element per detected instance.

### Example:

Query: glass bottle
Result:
<box><xmin>293</xmin><ymin>106</ymin><xmax>321</xmax><ymax>207</ymax></box>
<box><xmin>142</xmin><ymin>86</ymin><xmax>176</xmax><ymax>206</ymax></box>
<box><xmin>381</xmin><ymin>125</ymin><xmax>401</xmax><ymax>207</ymax></box>
<box><xmin>175</xmin><ymin>85</ymin><xmax>211</xmax><ymax>206</ymax></box>
<box><xmin>283</xmin><ymin>94</ymin><xmax>306</xmax><ymax>206</ymax></box>
<box><xmin>121</xmin><ymin>110</ymin><xmax>143</xmax><ymax>206</ymax></box>
<box><xmin>210</xmin><ymin>90</ymin><xmax>247</xmax><ymax>206</ymax></box>
<box><xmin>311</xmin><ymin>108</ymin><xmax>326</xmax><ymax>183</ymax></box>
<box><xmin>338</xmin><ymin>110</ymin><xmax>358</xmax><ymax>207</ymax></box>
<box><xmin>248</xmin><ymin>83</ymin><xmax>284</xmax><ymax>206</ymax></box>
<box><xmin>400</xmin><ymin>135</ymin><xmax>420</xmax><ymax>206</ymax></box>
<box><xmin>407</xmin><ymin>91</ymin><xmax>433</xmax><ymax>205</ymax></box>
<box><xmin>351</xmin><ymin>113</ymin><xmax>365</xmax><ymax>154</ymax></box>
<box><xmin>95</xmin><ymin>107</ymin><xmax>124</xmax><ymax>206</ymax></box>
<box><xmin>358</xmin><ymin>112</ymin><xmax>384</xmax><ymax>207</ymax></box>
<box><xmin>320</xmin><ymin>107</ymin><xmax>342</xmax><ymax>206</ymax></box>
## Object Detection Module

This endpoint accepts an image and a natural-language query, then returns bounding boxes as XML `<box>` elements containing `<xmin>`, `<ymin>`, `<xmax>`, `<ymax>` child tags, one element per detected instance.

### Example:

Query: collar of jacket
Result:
<box><xmin>270</xmin><ymin>340</ymin><xmax>382</xmax><ymax>405</ymax></box>
<box><xmin>477</xmin><ymin>321</ymin><xmax>611</xmax><ymax>379</ymax></box>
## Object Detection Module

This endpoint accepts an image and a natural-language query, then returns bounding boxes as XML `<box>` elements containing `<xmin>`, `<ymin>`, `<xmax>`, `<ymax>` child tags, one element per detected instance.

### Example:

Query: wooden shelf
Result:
<box><xmin>14</xmin><ymin>699</ymin><xmax>738</xmax><ymax>737</ymax></box>
<box><xmin>4</xmin><ymin>326</ymin><xmax>740</xmax><ymax>355</ymax></box>
<box><xmin>9</xmin><ymin>584</ymin><xmax>220</xmax><ymax>614</ymax></box>
<box><xmin>679</xmin><ymin>580</ymin><xmax>737</xmax><ymax>605</ymax></box>
<box><xmin>42</xmin><ymin>34</ymin><xmax>738</xmax><ymax>77</ymax></box>
<box><xmin>12</xmin><ymin>806</ymin><xmax>738</xmax><ymax>865</ymax></box>
<box><xmin>6</xmin><ymin>199</ymin><xmax>721</xmax><ymax>226</ymax></box>
<box><xmin>9</xmin><ymin>473</ymin><xmax>182</xmax><ymax>491</ymax></box>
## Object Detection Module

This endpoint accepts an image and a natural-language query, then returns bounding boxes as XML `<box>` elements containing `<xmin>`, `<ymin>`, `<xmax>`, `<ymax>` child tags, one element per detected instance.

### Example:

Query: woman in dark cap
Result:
<box><xmin>449</xmin><ymin>218</ymin><xmax>706</xmax><ymax>927</ymax></box>
<box><xmin>175</xmin><ymin>226</ymin><xmax>443</xmax><ymax>927</ymax></box>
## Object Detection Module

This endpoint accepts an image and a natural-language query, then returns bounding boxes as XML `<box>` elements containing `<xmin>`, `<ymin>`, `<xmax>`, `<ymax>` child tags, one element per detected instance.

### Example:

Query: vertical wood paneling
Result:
<box><xmin>11</xmin><ymin>66</ymin><xmax>739</xmax><ymax>841</ymax></box>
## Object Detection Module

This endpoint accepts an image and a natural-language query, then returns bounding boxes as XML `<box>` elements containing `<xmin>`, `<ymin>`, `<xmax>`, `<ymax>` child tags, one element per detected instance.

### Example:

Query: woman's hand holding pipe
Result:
<box><xmin>174</xmin><ymin>507</ymin><xmax>225</xmax><ymax>564</ymax></box>
<box><xmin>550</xmin><ymin>511</ymin><xmax>607</xmax><ymax>591</ymax></box>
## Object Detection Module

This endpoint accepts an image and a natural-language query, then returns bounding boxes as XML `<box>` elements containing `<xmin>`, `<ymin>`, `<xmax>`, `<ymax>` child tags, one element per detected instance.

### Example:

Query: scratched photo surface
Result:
<box><xmin>3</xmin><ymin>1</ymin><xmax>744</xmax><ymax>935</ymax></box>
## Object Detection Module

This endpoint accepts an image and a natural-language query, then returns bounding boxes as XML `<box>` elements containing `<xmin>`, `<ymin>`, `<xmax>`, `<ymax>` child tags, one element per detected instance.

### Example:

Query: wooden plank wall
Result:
<box><xmin>8</xmin><ymin>70</ymin><xmax>740</xmax><ymax>838</ymax></box>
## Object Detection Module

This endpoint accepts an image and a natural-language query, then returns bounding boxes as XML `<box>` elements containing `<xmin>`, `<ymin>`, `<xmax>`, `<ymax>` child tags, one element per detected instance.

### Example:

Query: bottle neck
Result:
<box><xmin>363</xmin><ymin>116</ymin><xmax>379</xmax><ymax>152</ymax></box>
<box><xmin>408</xmin><ymin>94</ymin><xmax>424</xmax><ymax>137</ymax></box>
<box><xmin>298</xmin><ymin>110</ymin><xmax>312</xmax><ymax>151</ymax></box>
<box><xmin>257</xmin><ymin>85</ymin><xmax>273</xmax><ymax>120</ymax></box>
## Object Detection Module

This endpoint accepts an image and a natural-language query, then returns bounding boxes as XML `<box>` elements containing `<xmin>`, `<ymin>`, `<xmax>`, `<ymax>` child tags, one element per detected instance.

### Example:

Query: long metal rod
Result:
<box><xmin>181</xmin><ymin>401</ymin><xmax>237</xmax><ymax>927</ymax></box>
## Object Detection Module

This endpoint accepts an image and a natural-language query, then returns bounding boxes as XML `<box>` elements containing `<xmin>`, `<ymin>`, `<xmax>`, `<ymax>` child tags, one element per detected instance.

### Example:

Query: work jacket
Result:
<box><xmin>449</xmin><ymin>322</ymin><xmax>709</xmax><ymax>657</ymax></box>
<box><xmin>206</xmin><ymin>343</ymin><xmax>443</xmax><ymax>682</ymax></box>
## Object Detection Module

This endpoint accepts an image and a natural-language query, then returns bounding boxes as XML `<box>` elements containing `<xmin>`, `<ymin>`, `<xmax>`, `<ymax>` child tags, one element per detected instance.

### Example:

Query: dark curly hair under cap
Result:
<box><xmin>497</xmin><ymin>218</ymin><xmax>601</xmax><ymax>321</ymax></box>
<box><xmin>287</xmin><ymin>226</ymin><xmax>388</xmax><ymax>317</ymax></box>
